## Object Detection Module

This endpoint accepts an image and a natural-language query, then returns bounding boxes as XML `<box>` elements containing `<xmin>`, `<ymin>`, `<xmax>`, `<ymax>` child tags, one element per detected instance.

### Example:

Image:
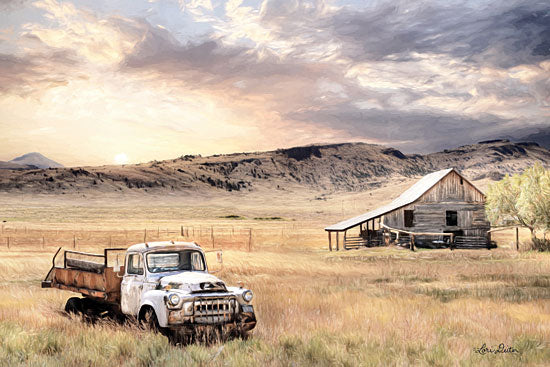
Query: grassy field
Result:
<box><xmin>0</xmin><ymin>191</ymin><xmax>549</xmax><ymax>366</ymax></box>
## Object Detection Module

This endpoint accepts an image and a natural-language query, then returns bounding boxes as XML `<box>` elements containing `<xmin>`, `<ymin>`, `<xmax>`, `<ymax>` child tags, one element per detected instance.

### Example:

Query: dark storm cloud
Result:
<box><xmin>286</xmin><ymin>104</ymin><xmax>511</xmax><ymax>153</ymax></box>
<box><xmin>325</xmin><ymin>2</ymin><xmax>550</xmax><ymax>68</ymax></box>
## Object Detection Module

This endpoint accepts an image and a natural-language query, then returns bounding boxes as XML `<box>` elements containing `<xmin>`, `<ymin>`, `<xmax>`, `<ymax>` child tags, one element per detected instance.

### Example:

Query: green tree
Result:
<box><xmin>486</xmin><ymin>163</ymin><xmax>550</xmax><ymax>250</ymax></box>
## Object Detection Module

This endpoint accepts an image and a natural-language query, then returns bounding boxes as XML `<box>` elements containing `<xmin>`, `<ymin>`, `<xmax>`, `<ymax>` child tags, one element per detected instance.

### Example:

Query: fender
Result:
<box><xmin>140</xmin><ymin>290</ymin><xmax>170</xmax><ymax>327</ymax></box>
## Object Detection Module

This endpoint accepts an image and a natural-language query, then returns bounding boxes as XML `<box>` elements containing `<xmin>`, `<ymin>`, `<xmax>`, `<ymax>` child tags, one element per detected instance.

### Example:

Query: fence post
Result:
<box><xmin>144</xmin><ymin>229</ymin><xmax>147</xmax><ymax>242</ymax></box>
<box><xmin>42</xmin><ymin>236</ymin><xmax>45</xmax><ymax>249</ymax></box>
<box><xmin>211</xmin><ymin>226</ymin><xmax>215</xmax><ymax>248</ymax></box>
<box><xmin>6</xmin><ymin>236</ymin><xmax>10</xmax><ymax>249</ymax></box>
<box><xmin>516</xmin><ymin>227</ymin><xmax>519</xmax><ymax>251</ymax></box>
<box><xmin>248</xmin><ymin>229</ymin><xmax>252</xmax><ymax>252</ymax></box>
<box><xmin>73</xmin><ymin>235</ymin><xmax>76</xmax><ymax>249</ymax></box>
<box><xmin>181</xmin><ymin>226</ymin><xmax>184</xmax><ymax>237</ymax></box>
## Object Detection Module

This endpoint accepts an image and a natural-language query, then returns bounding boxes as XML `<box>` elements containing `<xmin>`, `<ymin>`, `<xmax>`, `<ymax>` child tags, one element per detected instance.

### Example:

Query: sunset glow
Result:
<box><xmin>114</xmin><ymin>153</ymin><xmax>129</xmax><ymax>165</ymax></box>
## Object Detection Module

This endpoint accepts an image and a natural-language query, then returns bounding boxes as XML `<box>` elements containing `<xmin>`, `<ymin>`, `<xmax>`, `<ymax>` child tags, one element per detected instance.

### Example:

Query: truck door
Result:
<box><xmin>121</xmin><ymin>253</ymin><xmax>145</xmax><ymax>316</ymax></box>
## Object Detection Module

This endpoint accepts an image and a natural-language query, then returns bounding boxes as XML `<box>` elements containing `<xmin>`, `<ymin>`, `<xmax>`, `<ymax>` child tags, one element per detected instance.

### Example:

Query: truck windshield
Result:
<box><xmin>146</xmin><ymin>250</ymin><xmax>205</xmax><ymax>273</ymax></box>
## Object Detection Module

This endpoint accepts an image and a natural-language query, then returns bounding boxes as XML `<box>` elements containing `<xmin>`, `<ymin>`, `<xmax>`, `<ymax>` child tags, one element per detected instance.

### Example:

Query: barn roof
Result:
<box><xmin>325</xmin><ymin>168</ymin><xmax>463</xmax><ymax>231</ymax></box>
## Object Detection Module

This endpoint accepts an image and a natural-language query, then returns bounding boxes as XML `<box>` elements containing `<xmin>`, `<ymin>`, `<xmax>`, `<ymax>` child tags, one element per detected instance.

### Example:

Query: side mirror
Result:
<box><xmin>113</xmin><ymin>255</ymin><xmax>125</xmax><ymax>277</ymax></box>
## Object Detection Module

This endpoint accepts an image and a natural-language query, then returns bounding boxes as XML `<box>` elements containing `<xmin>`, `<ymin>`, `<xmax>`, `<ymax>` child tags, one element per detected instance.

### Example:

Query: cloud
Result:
<box><xmin>0</xmin><ymin>0</ymin><xmax>29</xmax><ymax>10</ymax></box>
<box><xmin>0</xmin><ymin>0</ymin><xmax>548</xmax><ymax>165</ymax></box>
<box><xmin>119</xmin><ymin>0</ymin><xmax>550</xmax><ymax>151</ymax></box>
<box><xmin>309</xmin><ymin>1</ymin><xmax>550</xmax><ymax>68</ymax></box>
<box><xmin>0</xmin><ymin>49</ymin><xmax>79</xmax><ymax>96</ymax></box>
<box><xmin>285</xmin><ymin>103</ymin><xmax>517</xmax><ymax>152</ymax></box>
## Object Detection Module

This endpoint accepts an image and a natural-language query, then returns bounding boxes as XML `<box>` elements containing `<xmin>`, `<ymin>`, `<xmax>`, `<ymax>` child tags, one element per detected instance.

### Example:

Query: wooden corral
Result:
<box><xmin>325</xmin><ymin>168</ymin><xmax>492</xmax><ymax>250</ymax></box>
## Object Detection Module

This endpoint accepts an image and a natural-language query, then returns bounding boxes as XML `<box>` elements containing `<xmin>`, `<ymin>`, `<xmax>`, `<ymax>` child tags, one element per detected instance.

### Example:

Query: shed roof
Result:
<box><xmin>325</xmin><ymin>168</ymin><xmax>462</xmax><ymax>231</ymax></box>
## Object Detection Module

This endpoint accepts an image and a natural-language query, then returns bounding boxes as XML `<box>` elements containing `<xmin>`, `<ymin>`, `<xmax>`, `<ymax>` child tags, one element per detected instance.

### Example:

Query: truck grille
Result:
<box><xmin>194</xmin><ymin>297</ymin><xmax>236</xmax><ymax>324</ymax></box>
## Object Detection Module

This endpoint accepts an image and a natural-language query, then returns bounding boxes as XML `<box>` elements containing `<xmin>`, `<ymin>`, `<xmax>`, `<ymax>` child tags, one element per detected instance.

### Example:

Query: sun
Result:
<box><xmin>114</xmin><ymin>153</ymin><xmax>129</xmax><ymax>165</ymax></box>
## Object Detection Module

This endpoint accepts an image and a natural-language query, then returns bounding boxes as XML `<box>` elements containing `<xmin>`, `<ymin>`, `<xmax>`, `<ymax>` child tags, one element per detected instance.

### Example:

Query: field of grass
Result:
<box><xmin>1</xmin><ymin>191</ymin><xmax>549</xmax><ymax>366</ymax></box>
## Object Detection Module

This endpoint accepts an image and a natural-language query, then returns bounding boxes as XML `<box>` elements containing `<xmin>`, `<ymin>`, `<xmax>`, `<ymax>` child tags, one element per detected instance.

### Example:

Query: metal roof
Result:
<box><xmin>325</xmin><ymin>168</ymin><xmax>457</xmax><ymax>231</ymax></box>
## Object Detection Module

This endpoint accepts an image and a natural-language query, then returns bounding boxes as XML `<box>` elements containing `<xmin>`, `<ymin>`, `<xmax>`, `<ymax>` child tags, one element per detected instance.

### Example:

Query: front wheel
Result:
<box><xmin>140</xmin><ymin>308</ymin><xmax>160</xmax><ymax>332</ymax></box>
<box><xmin>65</xmin><ymin>297</ymin><xmax>82</xmax><ymax>315</ymax></box>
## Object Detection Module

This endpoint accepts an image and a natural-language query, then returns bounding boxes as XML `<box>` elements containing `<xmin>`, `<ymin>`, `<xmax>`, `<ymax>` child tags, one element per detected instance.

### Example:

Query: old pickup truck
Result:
<box><xmin>41</xmin><ymin>241</ymin><xmax>256</xmax><ymax>343</ymax></box>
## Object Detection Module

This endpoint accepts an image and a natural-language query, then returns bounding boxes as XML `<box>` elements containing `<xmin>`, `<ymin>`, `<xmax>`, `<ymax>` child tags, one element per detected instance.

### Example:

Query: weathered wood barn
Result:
<box><xmin>325</xmin><ymin>168</ymin><xmax>492</xmax><ymax>250</ymax></box>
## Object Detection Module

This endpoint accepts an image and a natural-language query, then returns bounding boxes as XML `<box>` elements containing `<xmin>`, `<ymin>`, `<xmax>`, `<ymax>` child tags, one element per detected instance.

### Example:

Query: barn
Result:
<box><xmin>325</xmin><ymin>168</ymin><xmax>492</xmax><ymax>250</ymax></box>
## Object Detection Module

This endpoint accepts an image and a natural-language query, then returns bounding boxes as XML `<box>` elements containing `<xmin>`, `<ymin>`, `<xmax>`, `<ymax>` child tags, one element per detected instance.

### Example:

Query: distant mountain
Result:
<box><xmin>8</xmin><ymin>152</ymin><xmax>63</xmax><ymax>169</ymax></box>
<box><xmin>0</xmin><ymin>141</ymin><xmax>548</xmax><ymax>195</ymax></box>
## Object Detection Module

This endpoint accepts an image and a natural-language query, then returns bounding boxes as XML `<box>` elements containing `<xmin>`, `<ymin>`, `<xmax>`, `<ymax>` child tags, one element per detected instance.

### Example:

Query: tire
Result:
<box><xmin>140</xmin><ymin>307</ymin><xmax>160</xmax><ymax>332</ymax></box>
<box><xmin>65</xmin><ymin>297</ymin><xmax>82</xmax><ymax>315</ymax></box>
<box><xmin>168</xmin><ymin>329</ymin><xmax>193</xmax><ymax>346</ymax></box>
<box><xmin>238</xmin><ymin>331</ymin><xmax>250</xmax><ymax>340</ymax></box>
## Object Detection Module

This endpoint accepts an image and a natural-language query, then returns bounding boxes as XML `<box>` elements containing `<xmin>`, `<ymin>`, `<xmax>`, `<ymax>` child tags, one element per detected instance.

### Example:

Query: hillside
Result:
<box><xmin>0</xmin><ymin>161</ymin><xmax>38</xmax><ymax>170</ymax></box>
<box><xmin>0</xmin><ymin>140</ymin><xmax>548</xmax><ymax>195</ymax></box>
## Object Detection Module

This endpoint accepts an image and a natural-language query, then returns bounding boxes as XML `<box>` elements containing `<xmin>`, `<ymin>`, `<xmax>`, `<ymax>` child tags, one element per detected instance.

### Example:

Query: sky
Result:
<box><xmin>0</xmin><ymin>0</ymin><xmax>548</xmax><ymax>166</ymax></box>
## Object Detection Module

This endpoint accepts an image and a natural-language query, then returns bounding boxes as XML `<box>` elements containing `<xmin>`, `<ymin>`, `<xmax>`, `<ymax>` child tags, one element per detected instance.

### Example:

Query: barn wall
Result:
<box><xmin>417</xmin><ymin>171</ymin><xmax>485</xmax><ymax>203</ymax></box>
<box><xmin>382</xmin><ymin>171</ymin><xmax>489</xmax><ymax>235</ymax></box>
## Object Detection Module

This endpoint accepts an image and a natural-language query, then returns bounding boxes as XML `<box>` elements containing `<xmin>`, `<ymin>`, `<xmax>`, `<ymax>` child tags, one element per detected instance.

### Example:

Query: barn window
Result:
<box><xmin>460</xmin><ymin>177</ymin><xmax>463</xmax><ymax>185</ymax></box>
<box><xmin>404</xmin><ymin>210</ymin><xmax>414</xmax><ymax>227</ymax></box>
<box><xmin>446</xmin><ymin>211</ymin><xmax>458</xmax><ymax>226</ymax></box>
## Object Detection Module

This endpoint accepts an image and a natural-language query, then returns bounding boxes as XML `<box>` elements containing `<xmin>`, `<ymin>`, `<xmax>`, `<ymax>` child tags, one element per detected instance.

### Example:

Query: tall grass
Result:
<box><xmin>1</xmin><ymin>244</ymin><xmax>550</xmax><ymax>366</ymax></box>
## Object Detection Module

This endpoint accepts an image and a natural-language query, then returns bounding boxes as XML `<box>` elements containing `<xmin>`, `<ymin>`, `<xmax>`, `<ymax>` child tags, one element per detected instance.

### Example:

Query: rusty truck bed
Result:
<box><xmin>42</xmin><ymin>248</ymin><xmax>126</xmax><ymax>304</ymax></box>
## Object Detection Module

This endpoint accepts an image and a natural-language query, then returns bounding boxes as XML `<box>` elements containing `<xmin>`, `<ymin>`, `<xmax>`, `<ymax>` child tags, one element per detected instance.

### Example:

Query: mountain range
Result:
<box><xmin>0</xmin><ymin>140</ymin><xmax>548</xmax><ymax>195</ymax></box>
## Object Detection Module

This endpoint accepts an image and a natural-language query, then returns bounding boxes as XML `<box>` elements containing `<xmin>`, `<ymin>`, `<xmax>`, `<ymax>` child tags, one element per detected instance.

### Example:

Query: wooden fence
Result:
<box><xmin>0</xmin><ymin>223</ymin><xmax>325</xmax><ymax>252</ymax></box>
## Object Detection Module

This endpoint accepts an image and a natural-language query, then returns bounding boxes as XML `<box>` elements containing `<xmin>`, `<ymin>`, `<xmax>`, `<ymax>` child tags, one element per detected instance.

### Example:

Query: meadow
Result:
<box><xmin>0</xmin><ymin>189</ymin><xmax>549</xmax><ymax>366</ymax></box>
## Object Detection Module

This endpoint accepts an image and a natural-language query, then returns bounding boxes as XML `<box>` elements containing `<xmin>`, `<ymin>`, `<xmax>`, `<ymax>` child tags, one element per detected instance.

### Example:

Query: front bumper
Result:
<box><xmin>167</xmin><ymin>296</ymin><xmax>255</xmax><ymax>329</ymax></box>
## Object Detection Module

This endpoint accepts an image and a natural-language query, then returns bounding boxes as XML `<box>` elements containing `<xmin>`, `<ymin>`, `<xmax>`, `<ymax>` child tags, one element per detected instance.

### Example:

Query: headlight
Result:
<box><xmin>183</xmin><ymin>301</ymin><xmax>194</xmax><ymax>316</ymax></box>
<box><xmin>242</xmin><ymin>290</ymin><xmax>253</xmax><ymax>303</ymax></box>
<box><xmin>167</xmin><ymin>293</ymin><xmax>180</xmax><ymax>306</ymax></box>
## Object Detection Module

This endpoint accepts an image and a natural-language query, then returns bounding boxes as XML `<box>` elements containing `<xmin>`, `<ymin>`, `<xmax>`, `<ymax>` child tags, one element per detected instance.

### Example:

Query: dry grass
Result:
<box><xmin>0</xmin><ymin>194</ymin><xmax>549</xmax><ymax>366</ymax></box>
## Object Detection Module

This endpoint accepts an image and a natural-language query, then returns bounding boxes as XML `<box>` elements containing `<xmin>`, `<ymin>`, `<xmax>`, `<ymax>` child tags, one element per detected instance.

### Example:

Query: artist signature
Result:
<box><xmin>474</xmin><ymin>343</ymin><xmax>520</xmax><ymax>355</ymax></box>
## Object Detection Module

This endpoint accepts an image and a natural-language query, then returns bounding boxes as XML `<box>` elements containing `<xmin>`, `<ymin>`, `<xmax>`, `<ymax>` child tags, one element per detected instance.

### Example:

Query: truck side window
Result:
<box><xmin>191</xmin><ymin>252</ymin><xmax>205</xmax><ymax>271</ymax></box>
<box><xmin>127</xmin><ymin>254</ymin><xmax>144</xmax><ymax>275</ymax></box>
